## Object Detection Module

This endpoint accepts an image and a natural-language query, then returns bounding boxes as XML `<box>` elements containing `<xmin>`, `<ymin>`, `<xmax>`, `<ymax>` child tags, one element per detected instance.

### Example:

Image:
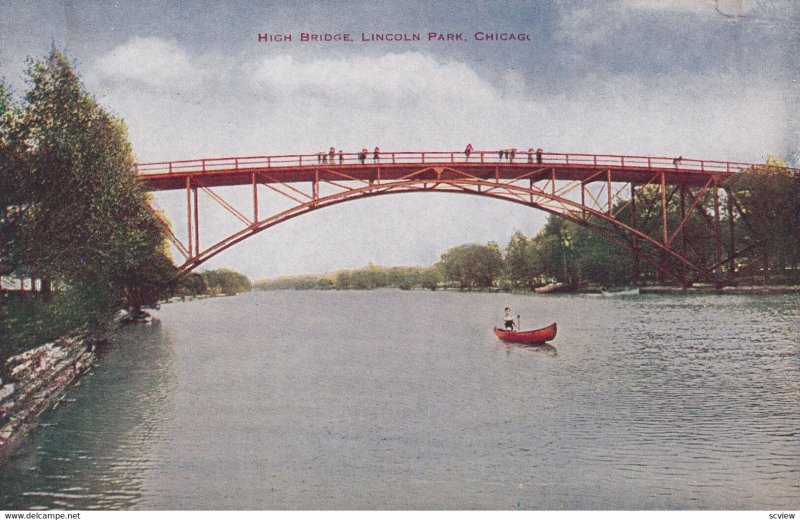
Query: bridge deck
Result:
<box><xmin>137</xmin><ymin>150</ymin><xmax>763</xmax><ymax>191</ymax></box>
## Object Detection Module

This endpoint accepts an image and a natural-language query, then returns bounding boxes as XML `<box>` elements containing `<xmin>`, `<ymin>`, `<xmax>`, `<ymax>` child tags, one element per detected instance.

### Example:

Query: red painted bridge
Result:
<box><xmin>137</xmin><ymin>149</ymin><xmax>790</xmax><ymax>287</ymax></box>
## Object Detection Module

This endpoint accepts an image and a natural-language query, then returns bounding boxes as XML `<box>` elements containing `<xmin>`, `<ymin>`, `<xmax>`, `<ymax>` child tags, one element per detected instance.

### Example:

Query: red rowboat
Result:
<box><xmin>494</xmin><ymin>322</ymin><xmax>557</xmax><ymax>344</ymax></box>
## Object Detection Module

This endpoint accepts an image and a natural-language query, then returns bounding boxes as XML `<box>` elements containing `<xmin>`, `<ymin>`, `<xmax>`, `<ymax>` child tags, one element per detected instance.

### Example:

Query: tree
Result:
<box><xmin>176</xmin><ymin>272</ymin><xmax>207</xmax><ymax>297</ymax></box>
<box><xmin>571</xmin><ymin>224</ymin><xmax>631</xmax><ymax>286</ymax></box>
<box><xmin>725</xmin><ymin>159</ymin><xmax>798</xmax><ymax>282</ymax></box>
<box><xmin>18</xmin><ymin>51</ymin><xmax>176</xmax><ymax>312</ymax></box>
<box><xmin>201</xmin><ymin>268</ymin><xmax>251</xmax><ymax>295</ymax></box>
<box><xmin>503</xmin><ymin>231</ymin><xmax>534</xmax><ymax>288</ymax></box>
<box><xmin>531</xmin><ymin>216</ymin><xmax>580</xmax><ymax>284</ymax></box>
<box><xmin>438</xmin><ymin>242</ymin><xmax>503</xmax><ymax>289</ymax></box>
<box><xmin>0</xmin><ymin>79</ymin><xmax>25</xmax><ymax>282</ymax></box>
<box><xmin>0</xmin><ymin>48</ymin><xmax>176</xmax><ymax>338</ymax></box>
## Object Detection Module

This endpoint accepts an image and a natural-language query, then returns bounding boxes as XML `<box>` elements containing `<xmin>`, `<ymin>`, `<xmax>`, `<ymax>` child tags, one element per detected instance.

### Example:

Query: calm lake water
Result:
<box><xmin>1</xmin><ymin>290</ymin><xmax>798</xmax><ymax>510</ymax></box>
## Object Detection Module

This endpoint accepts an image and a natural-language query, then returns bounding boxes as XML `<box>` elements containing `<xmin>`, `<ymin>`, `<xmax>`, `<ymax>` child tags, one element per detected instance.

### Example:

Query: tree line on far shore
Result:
<box><xmin>252</xmin><ymin>217</ymin><xmax>633</xmax><ymax>293</ymax></box>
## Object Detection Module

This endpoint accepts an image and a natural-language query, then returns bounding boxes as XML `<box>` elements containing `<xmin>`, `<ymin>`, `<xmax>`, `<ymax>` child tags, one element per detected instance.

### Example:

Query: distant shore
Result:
<box><xmin>639</xmin><ymin>285</ymin><xmax>800</xmax><ymax>295</ymax></box>
<box><xmin>245</xmin><ymin>284</ymin><xmax>800</xmax><ymax>296</ymax></box>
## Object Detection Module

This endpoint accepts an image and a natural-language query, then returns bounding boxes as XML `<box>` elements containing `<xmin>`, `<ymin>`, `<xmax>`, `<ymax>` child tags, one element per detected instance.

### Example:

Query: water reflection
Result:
<box><xmin>497</xmin><ymin>341</ymin><xmax>558</xmax><ymax>357</ymax></box>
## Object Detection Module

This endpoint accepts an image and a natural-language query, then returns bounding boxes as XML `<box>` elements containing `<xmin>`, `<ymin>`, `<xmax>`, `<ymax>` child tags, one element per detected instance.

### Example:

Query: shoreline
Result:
<box><xmin>0</xmin><ymin>332</ymin><xmax>105</xmax><ymax>464</ymax></box>
<box><xmin>0</xmin><ymin>308</ymin><xmax>155</xmax><ymax>464</ymax></box>
<box><xmin>245</xmin><ymin>284</ymin><xmax>800</xmax><ymax>296</ymax></box>
<box><xmin>639</xmin><ymin>285</ymin><xmax>800</xmax><ymax>295</ymax></box>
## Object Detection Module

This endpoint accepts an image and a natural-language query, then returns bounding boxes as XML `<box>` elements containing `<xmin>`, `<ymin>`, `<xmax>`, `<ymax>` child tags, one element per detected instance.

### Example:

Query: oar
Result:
<box><xmin>516</xmin><ymin>314</ymin><xmax>520</xmax><ymax>331</ymax></box>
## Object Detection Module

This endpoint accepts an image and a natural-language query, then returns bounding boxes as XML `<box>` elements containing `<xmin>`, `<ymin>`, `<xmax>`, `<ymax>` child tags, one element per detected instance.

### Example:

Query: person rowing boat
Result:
<box><xmin>503</xmin><ymin>307</ymin><xmax>517</xmax><ymax>330</ymax></box>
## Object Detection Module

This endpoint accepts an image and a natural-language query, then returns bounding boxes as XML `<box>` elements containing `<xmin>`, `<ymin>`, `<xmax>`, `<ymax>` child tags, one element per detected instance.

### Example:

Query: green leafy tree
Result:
<box><xmin>176</xmin><ymin>272</ymin><xmax>208</xmax><ymax>296</ymax></box>
<box><xmin>1</xmin><ymin>49</ymin><xmax>176</xmax><ymax>353</ymax></box>
<box><xmin>201</xmin><ymin>268</ymin><xmax>251</xmax><ymax>295</ymax></box>
<box><xmin>531</xmin><ymin>217</ymin><xmax>580</xmax><ymax>284</ymax></box>
<box><xmin>0</xmin><ymin>79</ymin><xmax>25</xmax><ymax>281</ymax></box>
<box><xmin>438</xmin><ymin>242</ymin><xmax>503</xmax><ymax>289</ymax></box>
<box><xmin>725</xmin><ymin>160</ymin><xmax>798</xmax><ymax>282</ymax></box>
<box><xmin>571</xmin><ymin>224</ymin><xmax>631</xmax><ymax>286</ymax></box>
<box><xmin>503</xmin><ymin>231</ymin><xmax>535</xmax><ymax>288</ymax></box>
<box><xmin>15</xmin><ymin>50</ymin><xmax>176</xmax><ymax>316</ymax></box>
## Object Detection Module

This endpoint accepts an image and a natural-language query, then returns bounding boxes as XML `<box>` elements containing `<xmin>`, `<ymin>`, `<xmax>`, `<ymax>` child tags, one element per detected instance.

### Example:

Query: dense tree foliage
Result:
<box><xmin>502</xmin><ymin>231</ymin><xmax>534</xmax><ymax>289</ymax></box>
<box><xmin>0</xmin><ymin>79</ymin><xmax>23</xmax><ymax>282</ymax></box>
<box><xmin>437</xmin><ymin>242</ymin><xmax>503</xmax><ymax>289</ymax></box>
<box><xmin>725</xmin><ymin>159</ymin><xmax>800</xmax><ymax>282</ymax></box>
<box><xmin>1</xmin><ymin>50</ymin><xmax>177</xmax><ymax>355</ymax></box>
<box><xmin>199</xmin><ymin>268</ymin><xmax>252</xmax><ymax>295</ymax></box>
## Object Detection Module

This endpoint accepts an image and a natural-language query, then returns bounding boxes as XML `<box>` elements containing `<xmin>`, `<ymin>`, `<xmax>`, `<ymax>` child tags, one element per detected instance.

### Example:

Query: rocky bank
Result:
<box><xmin>0</xmin><ymin>334</ymin><xmax>103</xmax><ymax>462</ymax></box>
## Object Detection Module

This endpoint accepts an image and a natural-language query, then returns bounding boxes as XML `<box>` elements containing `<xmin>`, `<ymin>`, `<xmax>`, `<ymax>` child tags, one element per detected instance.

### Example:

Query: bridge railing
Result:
<box><xmin>135</xmin><ymin>150</ymin><xmax>763</xmax><ymax>176</ymax></box>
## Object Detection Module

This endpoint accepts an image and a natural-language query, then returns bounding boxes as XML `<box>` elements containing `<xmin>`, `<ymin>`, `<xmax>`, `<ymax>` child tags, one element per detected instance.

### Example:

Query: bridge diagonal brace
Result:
<box><xmin>321</xmin><ymin>177</ymin><xmax>359</xmax><ymax>193</ymax></box>
<box><xmin>553</xmin><ymin>178</ymin><xmax>588</xmax><ymax>200</ymax></box>
<box><xmin>396</xmin><ymin>166</ymin><xmax>438</xmax><ymax>182</ymax></box>
<box><xmin>506</xmin><ymin>167</ymin><xmax>551</xmax><ymax>186</ymax></box>
<box><xmin>319</xmin><ymin>168</ymin><xmax>371</xmax><ymax>186</ymax></box>
<box><xmin>152</xmin><ymin>210</ymin><xmax>191</xmax><ymax>260</ymax></box>
<box><xmin>258</xmin><ymin>180</ymin><xmax>311</xmax><ymax>205</ymax></box>
<box><xmin>609</xmin><ymin>182</ymin><xmax>631</xmax><ymax>218</ymax></box>
<box><xmin>438</xmin><ymin>166</ymin><xmax>486</xmax><ymax>183</ymax></box>
<box><xmin>582</xmin><ymin>184</ymin><xmax>606</xmax><ymax>213</ymax></box>
<box><xmin>369</xmin><ymin>178</ymin><xmax>430</xmax><ymax>196</ymax></box>
<box><xmin>256</xmin><ymin>172</ymin><xmax>314</xmax><ymax>201</ymax></box>
<box><xmin>433</xmin><ymin>178</ymin><xmax>534</xmax><ymax>206</ymax></box>
<box><xmin>489</xmin><ymin>180</ymin><xmax>537</xmax><ymax>204</ymax></box>
<box><xmin>196</xmin><ymin>183</ymin><xmax>253</xmax><ymax>227</ymax></box>
<box><xmin>666</xmin><ymin>178</ymin><xmax>713</xmax><ymax>246</ymax></box>
<box><xmin>578</xmin><ymin>169</ymin><xmax>609</xmax><ymax>186</ymax></box>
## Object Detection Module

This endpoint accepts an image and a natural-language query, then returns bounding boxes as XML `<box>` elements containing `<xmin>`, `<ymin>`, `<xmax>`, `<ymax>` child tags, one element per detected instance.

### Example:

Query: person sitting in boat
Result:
<box><xmin>503</xmin><ymin>307</ymin><xmax>516</xmax><ymax>330</ymax></box>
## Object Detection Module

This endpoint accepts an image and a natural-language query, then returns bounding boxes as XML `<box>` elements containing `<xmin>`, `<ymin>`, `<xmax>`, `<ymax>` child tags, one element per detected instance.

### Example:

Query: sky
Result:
<box><xmin>1</xmin><ymin>0</ymin><xmax>798</xmax><ymax>279</ymax></box>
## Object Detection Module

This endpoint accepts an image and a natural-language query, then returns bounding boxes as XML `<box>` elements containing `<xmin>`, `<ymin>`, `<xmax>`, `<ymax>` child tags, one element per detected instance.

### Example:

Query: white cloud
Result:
<box><xmin>247</xmin><ymin>52</ymin><xmax>497</xmax><ymax>105</ymax></box>
<box><xmin>618</xmin><ymin>0</ymin><xmax>718</xmax><ymax>15</ymax></box>
<box><xmin>90</xmin><ymin>36</ymin><xmax>206</xmax><ymax>87</ymax></box>
<box><xmin>615</xmin><ymin>0</ymin><xmax>798</xmax><ymax>18</ymax></box>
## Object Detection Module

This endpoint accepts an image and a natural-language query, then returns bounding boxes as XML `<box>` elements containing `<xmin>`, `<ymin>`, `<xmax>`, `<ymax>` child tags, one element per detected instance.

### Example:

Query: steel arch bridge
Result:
<box><xmin>137</xmin><ymin>149</ymin><xmax>791</xmax><ymax>288</ymax></box>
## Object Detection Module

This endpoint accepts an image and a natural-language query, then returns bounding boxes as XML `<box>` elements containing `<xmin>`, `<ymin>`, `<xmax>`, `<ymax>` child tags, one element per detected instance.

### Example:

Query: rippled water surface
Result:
<box><xmin>1</xmin><ymin>290</ymin><xmax>798</xmax><ymax>509</ymax></box>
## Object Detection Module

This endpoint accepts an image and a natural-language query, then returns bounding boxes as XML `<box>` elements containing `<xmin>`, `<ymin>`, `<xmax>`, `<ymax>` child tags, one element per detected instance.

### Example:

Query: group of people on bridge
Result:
<box><xmin>315</xmin><ymin>145</ymin><xmax>547</xmax><ymax>166</ymax></box>
<box><xmin>316</xmin><ymin>146</ymin><xmax>383</xmax><ymax>165</ymax></box>
<box><xmin>317</xmin><ymin>147</ymin><xmax>343</xmax><ymax>165</ymax></box>
<box><xmin>464</xmin><ymin>144</ymin><xmax>544</xmax><ymax>164</ymax></box>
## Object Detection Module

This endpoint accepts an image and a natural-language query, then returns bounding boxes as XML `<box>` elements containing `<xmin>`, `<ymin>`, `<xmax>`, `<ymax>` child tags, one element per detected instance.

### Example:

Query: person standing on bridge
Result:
<box><xmin>464</xmin><ymin>143</ymin><xmax>473</xmax><ymax>161</ymax></box>
<box><xmin>373</xmin><ymin>146</ymin><xmax>380</xmax><ymax>163</ymax></box>
<box><xmin>536</xmin><ymin>148</ymin><xmax>543</xmax><ymax>164</ymax></box>
<box><xmin>329</xmin><ymin>147</ymin><xmax>336</xmax><ymax>163</ymax></box>
<box><xmin>339</xmin><ymin>149</ymin><xmax>344</xmax><ymax>164</ymax></box>
<box><xmin>359</xmin><ymin>148</ymin><xmax>368</xmax><ymax>164</ymax></box>
<box><xmin>528</xmin><ymin>148</ymin><xmax>534</xmax><ymax>163</ymax></box>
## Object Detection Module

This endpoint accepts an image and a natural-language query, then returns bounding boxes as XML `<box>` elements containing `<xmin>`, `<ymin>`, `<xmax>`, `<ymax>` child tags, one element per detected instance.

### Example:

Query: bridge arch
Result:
<box><xmin>175</xmin><ymin>178</ymin><xmax>708</xmax><ymax>285</ymax></box>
